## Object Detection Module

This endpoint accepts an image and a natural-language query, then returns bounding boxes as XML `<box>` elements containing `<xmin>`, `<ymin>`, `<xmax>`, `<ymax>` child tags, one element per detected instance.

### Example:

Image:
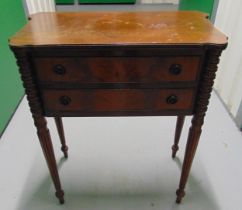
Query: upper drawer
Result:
<box><xmin>33</xmin><ymin>56</ymin><xmax>201</xmax><ymax>83</ymax></box>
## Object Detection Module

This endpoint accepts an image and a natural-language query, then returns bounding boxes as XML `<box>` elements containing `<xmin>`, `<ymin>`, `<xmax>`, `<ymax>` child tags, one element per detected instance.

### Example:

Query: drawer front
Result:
<box><xmin>41</xmin><ymin>89</ymin><xmax>195</xmax><ymax>116</ymax></box>
<box><xmin>34</xmin><ymin>56</ymin><xmax>200</xmax><ymax>83</ymax></box>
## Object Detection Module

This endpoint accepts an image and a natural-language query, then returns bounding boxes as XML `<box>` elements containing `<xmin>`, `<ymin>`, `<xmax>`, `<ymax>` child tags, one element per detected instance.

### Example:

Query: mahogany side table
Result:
<box><xmin>9</xmin><ymin>11</ymin><xmax>227</xmax><ymax>204</ymax></box>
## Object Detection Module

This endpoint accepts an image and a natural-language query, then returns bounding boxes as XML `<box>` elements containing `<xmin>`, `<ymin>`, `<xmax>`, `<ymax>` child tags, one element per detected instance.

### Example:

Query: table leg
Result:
<box><xmin>175</xmin><ymin>115</ymin><xmax>201</xmax><ymax>203</ymax></box>
<box><xmin>54</xmin><ymin>117</ymin><xmax>68</xmax><ymax>158</ymax></box>
<box><xmin>14</xmin><ymin>49</ymin><xmax>65</xmax><ymax>204</ymax></box>
<box><xmin>172</xmin><ymin>116</ymin><xmax>185</xmax><ymax>158</ymax></box>
<box><xmin>37</xmin><ymin>116</ymin><xmax>65</xmax><ymax>204</ymax></box>
<box><xmin>175</xmin><ymin>48</ymin><xmax>224</xmax><ymax>203</ymax></box>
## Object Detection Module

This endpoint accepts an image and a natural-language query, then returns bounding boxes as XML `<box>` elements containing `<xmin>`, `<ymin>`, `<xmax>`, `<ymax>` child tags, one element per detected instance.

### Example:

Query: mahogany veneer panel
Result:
<box><xmin>34</xmin><ymin>56</ymin><xmax>200</xmax><ymax>83</ymax></box>
<box><xmin>41</xmin><ymin>89</ymin><xmax>194</xmax><ymax>115</ymax></box>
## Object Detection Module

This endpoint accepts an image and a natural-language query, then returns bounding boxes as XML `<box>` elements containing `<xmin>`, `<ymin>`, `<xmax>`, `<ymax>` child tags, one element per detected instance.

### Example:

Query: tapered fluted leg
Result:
<box><xmin>176</xmin><ymin>116</ymin><xmax>201</xmax><ymax>203</ymax></box>
<box><xmin>54</xmin><ymin>117</ymin><xmax>68</xmax><ymax>158</ymax></box>
<box><xmin>37</xmin><ymin>117</ymin><xmax>65</xmax><ymax>204</ymax></box>
<box><xmin>172</xmin><ymin>116</ymin><xmax>185</xmax><ymax>158</ymax></box>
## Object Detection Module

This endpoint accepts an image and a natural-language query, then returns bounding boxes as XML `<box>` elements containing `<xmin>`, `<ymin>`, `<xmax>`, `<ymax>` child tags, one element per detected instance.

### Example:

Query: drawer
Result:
<box><xmin>33</xmin><ymin>56</ymin><xmax>201</xmax><ymax>83</ymax></box>
<box><xmin>41</xmin><ymin>89</ymin><xmax>195</xmax><ymax>116</ymax></box>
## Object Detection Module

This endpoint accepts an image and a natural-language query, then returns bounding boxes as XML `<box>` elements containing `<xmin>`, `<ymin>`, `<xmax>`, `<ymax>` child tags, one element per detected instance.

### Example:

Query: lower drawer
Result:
<box><xmin>41</xmin><ymin>89</ymin><xmax>195</xmax><ymax>116</ymax></box>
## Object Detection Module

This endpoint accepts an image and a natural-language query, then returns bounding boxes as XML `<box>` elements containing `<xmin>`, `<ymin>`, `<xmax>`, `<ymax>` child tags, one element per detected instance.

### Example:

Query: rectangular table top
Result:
<box><xmin>9</xmin><ymin>11</ymin><xmax>227</xmax><ymax>47</ymax></box>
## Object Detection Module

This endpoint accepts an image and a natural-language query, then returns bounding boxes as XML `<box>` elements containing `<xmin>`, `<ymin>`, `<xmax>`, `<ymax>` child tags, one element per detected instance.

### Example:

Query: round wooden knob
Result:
<box><xmin>59</xmin><ymin>96</ymin><xmax>71</xmax><ymax>106</ymax></box>
<box><xmin>169</xmin><ymin>64</ymin><xmax>182</xmax><ymax>75</ymax></box>
<box><xmin>166</xmin><ymin>95</ymin><xmax>178</xmax><ymax>104</ymax></box>
<box><xmin>53</xmin><ymin>64</ymin><xmax>66</xmax><ymax>75</ymax></box>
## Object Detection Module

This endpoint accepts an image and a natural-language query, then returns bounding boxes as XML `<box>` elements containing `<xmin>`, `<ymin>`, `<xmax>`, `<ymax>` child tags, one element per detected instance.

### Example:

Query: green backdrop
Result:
<box><xmin>55</xmin><ymin>0</ymin><xmax>74</xmax><ymax>4</ymax></box>
<box><xmin>0</xmin><ymin>0</ymin><xmax>26</xmax><ymax>136</ymax></box>
<box><xmin>179</xmin><ymin>0</ymin><xmax>215</xmax><ymax>18</ymax></box>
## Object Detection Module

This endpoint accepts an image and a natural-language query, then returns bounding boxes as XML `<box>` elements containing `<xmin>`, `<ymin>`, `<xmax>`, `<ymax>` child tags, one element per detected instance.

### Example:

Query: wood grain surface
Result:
<box><xmin>9</xmin><ymin>11</ymin><xmax>227</xmax><ymax>46</ymax></box>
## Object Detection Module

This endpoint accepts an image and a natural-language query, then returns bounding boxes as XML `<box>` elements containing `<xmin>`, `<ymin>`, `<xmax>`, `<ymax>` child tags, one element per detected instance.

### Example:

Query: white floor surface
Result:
<box><xmin>0</xmin><ymin>92</ymin><xmax>242</xmax><ymax>210</ymax></box>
